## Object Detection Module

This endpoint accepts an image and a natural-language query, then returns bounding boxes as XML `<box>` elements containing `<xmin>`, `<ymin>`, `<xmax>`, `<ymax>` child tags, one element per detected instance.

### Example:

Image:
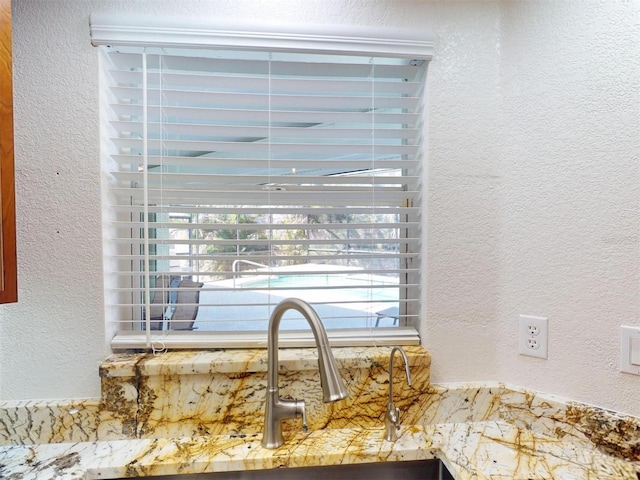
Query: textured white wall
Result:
<box><xmin>496</xmin><ymin>2</ymin><xmax>640</xmax><ymax>415</ymax></box>
<box><xmin>2</xmin><ymin>0</ymin><xmax>638</xmax><ymax>416</ymax></box>
<box><xmin>2</xmin><ymin>0</ymin><xmax>107</xmax><ymax>400</ymax></box>
<box><xmin>422</xmin><ymin>2</ymin><xmax>504</xmax><ymax>385</ymax></box>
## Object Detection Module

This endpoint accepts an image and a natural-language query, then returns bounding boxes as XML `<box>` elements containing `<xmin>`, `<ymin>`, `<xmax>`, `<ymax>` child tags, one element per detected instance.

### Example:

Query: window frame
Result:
<box><xmin>91</xmin><ymin>14</ymin><xmax>433</xmax><ymax>350</ymax></box>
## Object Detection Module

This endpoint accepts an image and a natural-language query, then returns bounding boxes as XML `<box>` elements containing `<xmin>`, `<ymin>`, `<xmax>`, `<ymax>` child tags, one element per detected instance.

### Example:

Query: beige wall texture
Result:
<box><xmin>2</xmin><ymin>0</ymin><xmax>638</xmax><ymax>416</ymax></box>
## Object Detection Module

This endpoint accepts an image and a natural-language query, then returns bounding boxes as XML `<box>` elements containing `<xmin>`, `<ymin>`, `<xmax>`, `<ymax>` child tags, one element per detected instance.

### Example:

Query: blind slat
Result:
<box><xmin>112</xmin><ymin>154</ymin><xmax>419</xmax><ymax>170</ymax></box>
<box><xmin>112</xmin><ymin>254</ymin><xmax>418</xmax><ymax>264</ymax></box>
<box><xmin>106</xmin><ymin>52</ymin><xmax>427</xmax><ymax>79</ymax></box>
<box><xmin>110</xmin><ymin>104</ymin><xmax>421</xmax><ymax>125</ymax></box>
<box><xmin>111</xmin><ymin>86</ymin><xmax>422</xmax><ymax>110</ymax></box>
<box><xmin>111</xmin><ymin>205</ymin><xmax>420</xmax><ymax>216</ymax></box>
<box><xmin>113</xmin><ymin>192</ymin><xmax>420</xmax><ymax>206</ymax></box>
<box><xmin>110</xmin><ymin>69</ymin><xmax>424</xmax><ymax>95</ymax></box>
<box><xmin>114</xmin><ymin>221</ymin><xmax>421</xmax><ymax>230</ymax></box>
<box><xmin>113</xmin><ymin>237</ymin><xmax>420</xmax><ymax>246</ymax></box>
<box><xmin>110</xmin><ymin>137</ymin><xmax>420</xmax><ymax>156</ymax></box>
<box><xmin>112</xmin><ymin>172</ymin><xmax>418</xmax><ymax>187</ymax></box>
<box><xmin>110</xmin><ymin>121</ymin><xmax>420</xmax><ymax>141</ymax></box>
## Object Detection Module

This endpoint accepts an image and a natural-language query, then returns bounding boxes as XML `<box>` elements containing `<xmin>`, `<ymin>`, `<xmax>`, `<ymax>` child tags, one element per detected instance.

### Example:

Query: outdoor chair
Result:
<box><xmin>374</xmin><ymin>306</ymin><xmax>399</xmax><ymax>327</ymax></box>
<box><xmin>167</xmin><ymin>278</ymin><xmax>204</xmax><ymax>331</ymax></box>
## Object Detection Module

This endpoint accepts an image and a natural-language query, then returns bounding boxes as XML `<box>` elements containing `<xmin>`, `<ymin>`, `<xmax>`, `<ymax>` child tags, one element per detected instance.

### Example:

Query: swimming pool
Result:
<box><xmin>193</xmin><ymin>271</ymin><xmax>400</xmax><ymax>331</ymax></box>
<box><xmin>240</xmin><ymin>273</ymin><xmax>398</xmax><ymax>301</ymax></box>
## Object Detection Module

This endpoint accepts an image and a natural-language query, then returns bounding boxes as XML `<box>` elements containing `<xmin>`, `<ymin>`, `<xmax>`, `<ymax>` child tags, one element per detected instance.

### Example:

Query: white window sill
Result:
<box><xmin>111</xmin><ymin>327</ymin><xmax>420</xmax><ymax>351</ymax></box>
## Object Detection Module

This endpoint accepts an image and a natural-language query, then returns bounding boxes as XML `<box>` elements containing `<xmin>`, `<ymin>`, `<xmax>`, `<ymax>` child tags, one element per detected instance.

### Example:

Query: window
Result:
<box><xmin>92</xmin><ymin>15</ymin><xmax>432</xmax><ymax>349</ymax></box>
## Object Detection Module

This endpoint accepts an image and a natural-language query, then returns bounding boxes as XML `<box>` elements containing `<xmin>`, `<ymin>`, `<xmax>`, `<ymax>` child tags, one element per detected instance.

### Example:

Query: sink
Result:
<box><xmin>115</xmin><ymin>459</ymin><xmax>454</xmax><ymax>479</ymax></box>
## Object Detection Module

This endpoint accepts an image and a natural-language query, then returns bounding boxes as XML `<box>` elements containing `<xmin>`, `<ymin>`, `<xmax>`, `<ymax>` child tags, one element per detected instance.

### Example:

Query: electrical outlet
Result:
<box><xmin>519</xmin><ymin>315</ymin><xmax>548</xmax><ymax>359</ymax></box>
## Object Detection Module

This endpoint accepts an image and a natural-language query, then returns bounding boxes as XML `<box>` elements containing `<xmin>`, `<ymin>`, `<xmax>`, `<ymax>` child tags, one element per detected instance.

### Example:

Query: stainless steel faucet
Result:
<box><xmin>261</xmin><ymin>298</ymin><xmax>349</xmax><ymax>449</ymax></box>
<box><xmin>384</xmin><ymin>346</ymin><xmax>412</xmax><ymax>442</ymax></box>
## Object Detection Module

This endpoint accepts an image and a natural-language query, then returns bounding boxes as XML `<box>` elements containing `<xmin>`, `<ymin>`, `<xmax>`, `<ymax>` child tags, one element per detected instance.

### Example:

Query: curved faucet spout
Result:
<box><xmin>388</xmin><ymin>346</ymin><xmax>412</xmax><ymax>405</ymax></box>
<box><xmin>262</xmin><ymin>298</ymin><xmax>348</xmax><ymax>449</ymax></box>
<box><xmin>384</xmin><ymin>346</ymin><xmax>412</xmax><ymax>442</ymax></box>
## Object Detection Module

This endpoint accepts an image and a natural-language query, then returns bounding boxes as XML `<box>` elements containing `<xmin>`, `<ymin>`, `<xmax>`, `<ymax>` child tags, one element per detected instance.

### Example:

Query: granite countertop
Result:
<box><xmin>0</xmin><ymin>421</ymin><xmax>638</xmax><ymax>479</ymax></box>
<box><xmin>1</xmin><ymin>348</ymin><xmax>638</xmax><ymax>479</ymax></box>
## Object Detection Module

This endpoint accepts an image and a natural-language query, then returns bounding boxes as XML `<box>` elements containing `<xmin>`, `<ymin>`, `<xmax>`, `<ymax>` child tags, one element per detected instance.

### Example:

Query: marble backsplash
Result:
<box><xmin>0</xmin><ymin>398</ymin><xmax>100</xmax><ymax>445</ymax></box>
<box><xmin>98</xmin><ymin>346</ymin><xmax>431</xmax><ymax>440</ymax></box>
<box><xmin>0</xmin><ymin>346</ymin><xmax>638</xmax><ymax>466</ymax></box>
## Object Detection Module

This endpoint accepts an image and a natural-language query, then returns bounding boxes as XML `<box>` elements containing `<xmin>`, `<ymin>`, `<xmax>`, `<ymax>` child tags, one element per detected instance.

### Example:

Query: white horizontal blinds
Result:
<box><xmin>104</xmin><ymin>46</ymin><xmax>426</xmax><ymax>334</ymax></box>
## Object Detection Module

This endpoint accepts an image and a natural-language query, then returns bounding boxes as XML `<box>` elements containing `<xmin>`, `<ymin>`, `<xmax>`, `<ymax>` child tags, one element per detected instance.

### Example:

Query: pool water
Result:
<box><xmin>193</xmin><ymin>272</ymin><xmax>401</xmax><ymax>331</ymax></box>
<box><xmin>240</xmin><ymin>273</ymin><xmax>398</xmax><ymax>301</ymax></box>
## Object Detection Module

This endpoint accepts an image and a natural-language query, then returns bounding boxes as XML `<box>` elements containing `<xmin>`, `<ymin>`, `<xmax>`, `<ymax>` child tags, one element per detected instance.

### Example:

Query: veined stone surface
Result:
<box><xmin>0</xmin><ymin>347</ymin><xmax>638</xmax><ymax>479</ymax></box>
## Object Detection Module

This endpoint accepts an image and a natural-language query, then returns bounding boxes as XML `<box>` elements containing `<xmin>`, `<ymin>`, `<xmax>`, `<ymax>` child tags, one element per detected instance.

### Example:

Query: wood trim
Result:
<box><xmin>0</xmin><ymin>0</ymin><xmax>17</xmax><ymax>303</ymax></box>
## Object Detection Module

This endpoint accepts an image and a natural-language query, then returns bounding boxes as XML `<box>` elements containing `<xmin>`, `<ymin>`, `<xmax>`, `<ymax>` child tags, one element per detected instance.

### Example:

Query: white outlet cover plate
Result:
<box><xmin>519</xmin><ymin>315</ymin><xmax>548</xmax><ymax>359</ymax></box>
<box><xmin>620</xmin><ymin>325</ymin><xmax>640</xmax><ymax>376</ymax></box>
